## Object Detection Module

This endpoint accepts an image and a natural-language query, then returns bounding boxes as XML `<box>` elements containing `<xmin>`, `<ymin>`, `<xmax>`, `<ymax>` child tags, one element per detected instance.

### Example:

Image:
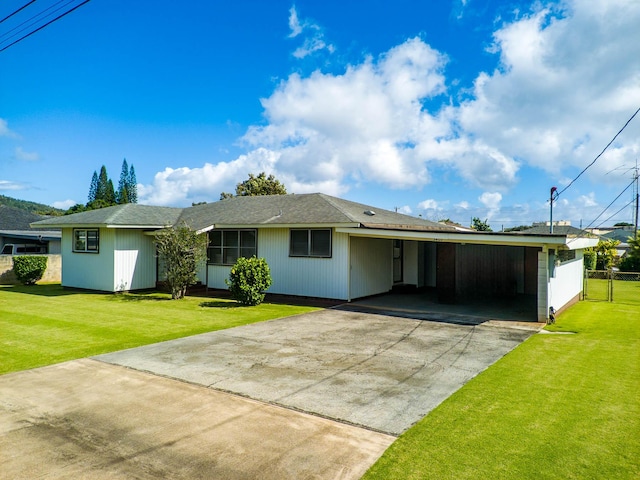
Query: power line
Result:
<box><xmin>594</xmin><ymin>198</ymin><xmax>636</xmax><ymax>230</ymax></box>
<box><xmin>0</xmin><ymin>0</ymin><xmax>37</xmax><ymax>25</ymax></box>
<box><xmin>0</xmin><ymin>0</ymin><xmax>66</xmax><ymax>41</ymax></box>
<box><xmin>556</xmin><ymin>106</ymin><xmax>640</xmax><ymax>198</ymax></box>
<box><xmin>0</xmin><ymin>0</ymin><xmax>90</xmax><ymax>53</ymax></box>
<box><xmin>567</xmin><ymin>177</ymin><xmax>636</xmax><ymax>243</ymax></box>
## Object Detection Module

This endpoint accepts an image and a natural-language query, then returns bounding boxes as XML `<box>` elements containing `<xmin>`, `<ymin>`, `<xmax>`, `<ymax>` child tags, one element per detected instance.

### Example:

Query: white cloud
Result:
<box><xmin>288</xmin><ymin>6</ymin><xmax>303</xmax><ymax>38</ymax></box>
<box><xmin>479</xmin><ymin>191</ymin><xmax>502</xmax><ymax>218</ymax></box>
<box><xmin>0</xmin><ymin>180</ymin><xmax>24</xmax><ymax>191</ymax></box>
<box><xmin>144</xmin><ymin>1</ymin><xmax>640</xmax><ymax>211</ymax></box>
<box><xmin>52</xmin><ymin>199</ymin><xmax>76</xmax><ymax>209</ymax></box>
<box><xmin>287</xmin><ymin>6</ymin><xmax>335</xmax><ymax>58</ymax></box>
<box><xmin>14</xmin><ymin>146</ymin><xmax>39</xmax><ymax>161</ymax></box>
<box><xmin>418</xmin><ymin>199</ymin><xmax>440</xmax><ymax>210</ymax></box>
<box><xmin>455</xmin><ymin>0</ymin><xmax>640</xmax><ymax>181</ymax></box>
<box><xmin>244</xmin><ymin>37</ymin><xmax>448</xmax><ymax>192</ymax></box>
<box><xmin>138</xmin><ymin>148</ymin><xmax>280</xmax><ymax>206</ymax></box>
<box><xmin>0</xmin><ymin>118</ymin><xmax>16</xmax><ymax>138</ymax></box>
<box><xmin>577</xmin><ymin>192</ymin><xmax>597</xmax><ymax>208</ymax></box>
<box><xmin>397</xmin><ymin>205</ymin><xmax>412</xmax><ymax>214</ymax></box>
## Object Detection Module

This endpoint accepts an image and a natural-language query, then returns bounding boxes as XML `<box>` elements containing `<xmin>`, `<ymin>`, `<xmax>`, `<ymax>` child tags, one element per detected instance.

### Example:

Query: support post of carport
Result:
<box><xmin>537</xmin><ymin>246</ymin><xmax>550</xmax><ymax>322</ymax></box>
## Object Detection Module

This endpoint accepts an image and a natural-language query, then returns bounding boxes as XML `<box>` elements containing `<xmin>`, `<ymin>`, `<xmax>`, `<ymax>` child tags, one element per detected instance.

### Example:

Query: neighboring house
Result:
<box><xmin>0</xmin><ymin>205</ymin><xmax>61</xmax><ymax>254</ymax></box>
<box><xmin>601</xmin><ymin>227</ymin><xmax>637</xmax><ymax>259</ymax></box>
<box><xmin>32</xmin><ymin>193</ymin><xmax>598</xmax><ymax>322</ymax></box>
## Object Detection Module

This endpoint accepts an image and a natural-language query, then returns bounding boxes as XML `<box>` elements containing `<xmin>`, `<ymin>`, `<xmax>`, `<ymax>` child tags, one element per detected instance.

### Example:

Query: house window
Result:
<box><xmin>289</xmin><ymin>229</ymin><xmax>331</xmax><ymax>257</ymax></box>
<box><xmin>208</xmin><ymin>230</ymin><xmax>257</xmax><ymax>265</ymax></box>
<box><xmin>557</xmin><ymin>250</ymin><xmax>576</xmax><ymax>263</ymax></box>
<box><xmin>73</xmin><ymin>229</ymin><xmax>99</xmax><ymax>253</ymax></box>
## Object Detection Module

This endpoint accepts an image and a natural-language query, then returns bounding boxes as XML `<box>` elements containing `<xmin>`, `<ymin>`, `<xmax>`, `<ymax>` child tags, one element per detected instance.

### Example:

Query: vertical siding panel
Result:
<box><xmin>207</xmin><ymin>228</ymin><xmax>349</xmax><ymax>299</ymax></box>
<box><xmin>114</xmin><ymin>230</ymin><xmax>157</xmax><ymax>291</ymax></box>
<box><xmin>350</xmin><ymin>237</ymin><xmax>392</xmax><ymax>299</ymax></box>
<box><xmin>62</xmin><ymin>227</ymin><xmax>115</xmax><ymax>291</ymax></box>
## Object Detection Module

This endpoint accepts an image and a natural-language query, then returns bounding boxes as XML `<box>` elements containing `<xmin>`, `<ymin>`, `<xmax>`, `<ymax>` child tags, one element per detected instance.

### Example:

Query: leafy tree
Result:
<box><xmin>12</xmin><ymin>256</ymin><xmax>47</xmax><ymax>285</ymax></box>
<box><xmin>583</xmin><ymin>250</ymin><xmax>597</xmax><ymax>270</ymax></box>
<box><xmin>155</xmin><ymin>223</ymin><xmax>208</xmax><ymax>300</ymax></box>
<box><xmin>471</xmin><ymin>217</ymin><xmax>492</xmax><ymax>232</ymax></box>
<box><xmin>594</xmin><ymin>239</ymin><xmax>620</xmax><ymax>270</ymax></box>
<box><xmin>220</xmin><ymin>172</ymin><xmax>287</xmax><ymax>200</ymax></box>
<box><xmin>226</xmin><ymin>256</ymin><xmax>272</xmax><ymax>306</ymax></box>
<box><xmin>65</xmin><ymin>203</ymin><xmax>88</xmax><ymax>215</ymax></box>
<box><xmin>619</xmin><ymin>231</ymin><xmax>640</xmax><ymax>272</ymax></box>
<box><xmin>613</xmin><ymin>222</ymin><xmax>633</xmax><ymax>227</ymax></box>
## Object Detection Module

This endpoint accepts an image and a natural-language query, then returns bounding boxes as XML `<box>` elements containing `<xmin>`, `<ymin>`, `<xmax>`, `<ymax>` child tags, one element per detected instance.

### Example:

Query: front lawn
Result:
<box><xmin>0</xmin><ymin>284</ymin><xmax>317</xmax><ymax>375</ymax></box>
<box><xmin>364</xmin><ymin>279</ymin><xmax>640</xmax><ymax>479</ymax></box>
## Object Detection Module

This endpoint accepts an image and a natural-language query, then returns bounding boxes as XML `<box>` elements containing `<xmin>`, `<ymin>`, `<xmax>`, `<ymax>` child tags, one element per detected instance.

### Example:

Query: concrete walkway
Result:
<box><xmin>0</xmin><ymin>359</ymin><xmax>394</xmax><ymax>479</ymax></box>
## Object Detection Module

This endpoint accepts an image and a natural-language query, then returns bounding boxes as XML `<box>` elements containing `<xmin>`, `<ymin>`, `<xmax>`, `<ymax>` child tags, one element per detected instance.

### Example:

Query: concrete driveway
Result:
<box><xmin>0</xmin><ymin>308</ymin><xmax>540</xmax><ymax>479</ymax></box>
<box><xmin>97</xmin><ymin>308</ymin><xmax>538</xmax><ymax>435</ymax></box>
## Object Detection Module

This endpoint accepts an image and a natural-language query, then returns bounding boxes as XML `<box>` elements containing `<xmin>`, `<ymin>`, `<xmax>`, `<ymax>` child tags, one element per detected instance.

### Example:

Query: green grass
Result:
<box><xmin>0</xmin><ymin>284</ymin><xmax>317</xmax><ymax>375</ymax></box>
<box><xmin>364</xmin><ymin>279</ymin><xmax>640</xmax><ymax>480</ymax></box>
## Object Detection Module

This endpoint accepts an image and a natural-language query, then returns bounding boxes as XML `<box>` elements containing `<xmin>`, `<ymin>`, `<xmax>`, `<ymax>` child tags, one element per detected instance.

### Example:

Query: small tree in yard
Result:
<box><xmin>13</xmin><ymin>256</ymin><xmax>47</xmax><ymax>285</ymax></box>
<box><xmin>155</xmin><ymin>223</ymin><xmax>208</xmax><ymax>299</ymax></box>
<box><xmin>226</xmin><ymin>256</ymin><xmax>272</xmax><ymax>306</ymax></box>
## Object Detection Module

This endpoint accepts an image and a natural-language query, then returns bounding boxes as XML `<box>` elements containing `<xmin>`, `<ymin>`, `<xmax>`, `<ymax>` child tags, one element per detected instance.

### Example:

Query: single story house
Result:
<box><xmin>32</xmin><ymin>193</ymin><xmax>598</xmax><ymax>322</ymax></box>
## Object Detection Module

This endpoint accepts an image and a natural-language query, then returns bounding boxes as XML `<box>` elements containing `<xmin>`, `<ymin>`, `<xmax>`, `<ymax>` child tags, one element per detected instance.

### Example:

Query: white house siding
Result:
<box><xmin>206</xmin><ymin>228</ymin><xmax>350</xmax><ymax>300</ymax></box>
<box><xmin>549</xmin><ymin>250</ymin><xmax>584</xmax><ymax>314</ymax></box>
<box><xmin>537</xmin><ymin>250</ymin><xmax>549</xmax><ymax>322</ymax></box>
<box><xmin>113</xmin><ymin>230</ymin><xmax>157</xmax><ymax>291</ymax></box>
<box><xmin>349</xmin><ymin>236</ymin><xmax>392</xmax><ymax>299</ymax></box>
<box><xmin>61</xmin><ymin>227</ymin><xmax>115</xmax><ymax>291</ymax></box>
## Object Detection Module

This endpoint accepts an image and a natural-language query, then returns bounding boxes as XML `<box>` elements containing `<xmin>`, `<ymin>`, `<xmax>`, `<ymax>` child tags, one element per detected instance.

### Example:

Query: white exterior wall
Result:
<box><xmin>537</xmin><ymin>250</ymin><xmax>549</xmax><ymax>322</ymax></box>
<box><xmin>403</xmin><ymin>240</ymin><xmax>419</xmax><ymax>286</ymax></box>
<box><xmin>61</xmin><ymin>227</ymin><xmax>115</xmax><ymax>291</ymax></box>
<box><xmin>206</xmin><ymin>228</ymin><xmax>350</xmax><ymax>300</ymax></box>
<box><xmin>549</xmin><ymin>250</ymin><xmax>584</xmax><ymax>313</ymax></box>
<box><xmin>349</xmin><ymin>236</ymin><xmax>392</xmax><ymax>299</ymax></box>
<box><xmin>113</xmin><ymin>230</ymin><xmax>157</xmax><ymax>291</ymax></box>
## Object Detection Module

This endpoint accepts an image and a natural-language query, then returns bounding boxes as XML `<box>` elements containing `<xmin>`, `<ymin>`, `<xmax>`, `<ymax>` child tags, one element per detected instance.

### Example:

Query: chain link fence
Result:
<box><xmin>584</xmin><ymin>269</ymin><xmax>640</xmax><ymax>302</ymax></box>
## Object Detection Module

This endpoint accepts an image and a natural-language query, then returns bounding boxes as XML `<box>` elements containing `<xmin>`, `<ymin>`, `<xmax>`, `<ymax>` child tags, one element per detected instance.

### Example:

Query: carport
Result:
<box><xmin>340</xmin><ymin>226</ymin><xmax>598</xmax><ymax>322</ymax></box>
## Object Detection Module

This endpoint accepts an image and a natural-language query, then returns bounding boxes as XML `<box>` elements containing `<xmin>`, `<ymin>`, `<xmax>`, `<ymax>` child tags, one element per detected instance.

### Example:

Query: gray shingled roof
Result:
<box><xmin>31</xmin><ymin>203</ymin><xmax>182</xmax><ymax>228</ymax></box>
<box><xmin>31</xmin><ymin>194</ymin><xmax>455</xmax><ymax>232</ymax></box>
<box><xmin>179</xmin><ymin>193</ymin><xmax>452</xmax><ymax>232</ymax></box>
<box><xmin>511</xmin><ymin>225</ymin><xmax>599</xmax><ymax>237</ymax></box>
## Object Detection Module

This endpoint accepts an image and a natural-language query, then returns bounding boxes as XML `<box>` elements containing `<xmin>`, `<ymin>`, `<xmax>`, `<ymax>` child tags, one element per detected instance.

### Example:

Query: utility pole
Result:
<box><xmin>549</xmin><ymin>186</ymin><xmax>558</xmax><ymax>233</ymax></box>
<box><xmin>634</xmin><ymin>160</ymin><xmax>639</xmax><ymax>239</ymax></box>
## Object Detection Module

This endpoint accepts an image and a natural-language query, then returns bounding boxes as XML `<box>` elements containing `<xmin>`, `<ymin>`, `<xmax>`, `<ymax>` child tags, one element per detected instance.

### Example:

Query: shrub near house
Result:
<box><xmin>13</xmin><ymin>256</ymin><xmax>47</xmax><ymax>285</ymax></box>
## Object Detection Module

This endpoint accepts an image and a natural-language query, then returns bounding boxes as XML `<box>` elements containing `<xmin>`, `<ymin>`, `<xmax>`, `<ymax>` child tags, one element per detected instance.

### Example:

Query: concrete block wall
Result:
<box><xmin>0</xmin><ymin>254</ymin><xmax>62</xmax><ymax>284</ymax></box>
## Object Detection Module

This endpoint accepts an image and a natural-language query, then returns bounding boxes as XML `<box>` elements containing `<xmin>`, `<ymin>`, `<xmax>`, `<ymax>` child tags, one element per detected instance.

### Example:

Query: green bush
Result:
<box><xmin>13</xmin><ymin>256</ymin><xmax>48</xmax><ymax>285</ymax></box>
<box><xmin>226</xmin><ymin>256</ymin><xmax>272</xmax><ymax>306</ymax></box>
<box><xmin>583</xmin><ymin>250</ymin><xmax>596</xmax><ymax>270</ymax></box>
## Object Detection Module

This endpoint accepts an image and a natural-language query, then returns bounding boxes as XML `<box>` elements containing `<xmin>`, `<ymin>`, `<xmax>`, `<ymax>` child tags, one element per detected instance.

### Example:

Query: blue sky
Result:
<box><xmin>1</xmin><ymin>0</ymin><xmax>639</xmax><ymax>229</ymax></box>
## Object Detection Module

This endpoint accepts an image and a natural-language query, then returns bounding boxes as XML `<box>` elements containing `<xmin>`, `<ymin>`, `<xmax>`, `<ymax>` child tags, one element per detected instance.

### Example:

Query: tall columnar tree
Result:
<box><xmin>128</xmin><ymin>164</ymin><xmax>138</xmax><ymax>203</ymax></box>
<box><xmin>95</xmin><ymin>166</ymin><xmax>110</xmax><ymax>203</ymax></box>
<box><xmin>117</xmin><ymin>159</ymin><xmax>130</xmax><ymax>204</ymax></box>
<box><xmin>88</xmin><ymin>171</ymin><xmax>99</xmax><ymax>203</ymax></box>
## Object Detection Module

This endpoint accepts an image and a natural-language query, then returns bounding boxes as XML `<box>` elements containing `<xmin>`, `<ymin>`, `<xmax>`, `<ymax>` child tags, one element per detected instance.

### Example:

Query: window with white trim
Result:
<box><xmin>289</xmin><ymin>229</ymin><xmax>331</xmax><ymax>257</ymax></box>
<box><xmin>73</xmin><ymin>229</ymin><xmax>99</xmax><ymax>253</ymax></box>
<box><xmin>208</xmin><ymin>229</ymin><xmax>257</xmax><ymax>265</ymax></box>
